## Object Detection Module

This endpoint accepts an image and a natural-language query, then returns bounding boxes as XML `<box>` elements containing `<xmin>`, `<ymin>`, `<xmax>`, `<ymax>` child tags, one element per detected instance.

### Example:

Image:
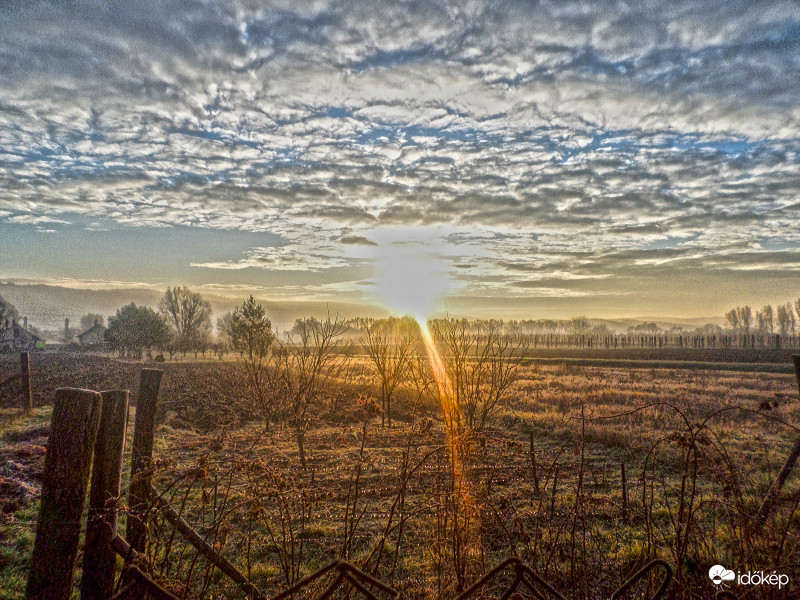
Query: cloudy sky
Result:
<box><xmin>1</xmin><ymin>0</ymin><xmax>799</xmax><ymax>320</ymax></box>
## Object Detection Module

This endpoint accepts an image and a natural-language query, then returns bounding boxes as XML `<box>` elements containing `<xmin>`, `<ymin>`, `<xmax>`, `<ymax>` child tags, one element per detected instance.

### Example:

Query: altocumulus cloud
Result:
<box><xmin>0</xmin><ymin>0</ymin><xmax>799</xmax><ymax>315</ymax></box>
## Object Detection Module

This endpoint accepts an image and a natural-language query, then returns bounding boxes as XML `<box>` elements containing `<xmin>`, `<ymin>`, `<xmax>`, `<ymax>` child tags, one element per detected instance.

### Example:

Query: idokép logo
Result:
<box><xmin>709</xmin><ymin>564</ymin><xmax>789</xmax><ymax>590</ymax></box>
<box><xmin>709</xmin><ymin>565</ymin><xmax>735</xmax><ymax>586</ymax></box>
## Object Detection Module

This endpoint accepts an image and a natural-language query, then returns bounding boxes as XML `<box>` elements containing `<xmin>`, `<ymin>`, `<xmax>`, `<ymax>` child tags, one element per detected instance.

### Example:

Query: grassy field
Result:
<box><xmin>1</xmin><ymin>352</ymin><xmax>799</xmax><ymax>599</ymax></box>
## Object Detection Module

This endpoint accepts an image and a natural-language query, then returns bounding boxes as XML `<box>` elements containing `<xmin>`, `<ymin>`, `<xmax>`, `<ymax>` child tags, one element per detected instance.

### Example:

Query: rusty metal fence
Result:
<box><xmin>102</xmin><ymin>551</ymin><xmax>746</xmax><ymax>600</ymax></box>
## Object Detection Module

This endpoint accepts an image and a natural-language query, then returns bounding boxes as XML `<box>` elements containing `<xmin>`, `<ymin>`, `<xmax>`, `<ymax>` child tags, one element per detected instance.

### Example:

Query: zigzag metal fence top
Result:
<box><xmin>99</xmin><ymin>556</ymin><xmax>677</xmax><ymax>600</ymax></box>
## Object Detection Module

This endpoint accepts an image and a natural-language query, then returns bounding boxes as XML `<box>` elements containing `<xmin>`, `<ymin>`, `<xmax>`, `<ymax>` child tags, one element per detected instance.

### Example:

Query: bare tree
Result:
<box><xmin>777</xmin><ymin>304</ymin><xmax>792</xmax><ymax>337</ymax></box>
<box><xmin>762</xmin><ymin>305</ymin><xmax>774</xmax><ymax>335</ymax></box>
<box><xmin>216</xmin><ymin>311</ymin><xmax>234</xmax><ymax>352</ymax></box>
<box><xmin>570</xmin><ymin>316</ymin><xmax>590</xmax><ymax>332</ymax></box>
<box><xmin>736</xmin><ymin>306</ymin><xmax>752</xmax><ymax>334</ymax></box>
<box><xmin>725</xmin><ymin>309</ymin><xmax>739</xmax><ymax>332</ymax></box>
<box><xmin>795</xmin><ymin>299</ymin><xmax>800</xmax><ymax>333</ymax></box>
<box><xmin>362</xmin><ymin>319</ymin><xmax>417</xmax><ymax>428</ymax></box>
<box><xmin>159</xmin><ymin>286</ymin><xmax>212</xmax><ymax>355</ymax></box>
<box><xmin>268</xmin><ymin>316</ymin><xmax>351</xmax><ymax>469</ymax></box>
<box><xmin>189</xmin><ymin>318</ymin><xmax>213</xmax><ymax>358</ymax></box>
<box><xmin>431</xmin><ymin>318</ymin><xmax>528</xmax><ymax>434</ymax></box>
<box><xmin>756</xmin><ymin>309</ymin><xmax>767</xmax><ymax>334</ymax></box>
<box><xmin>407</xmin><ymin>349</ymin><xmax>436</xmax><ymax>416</ymax></box>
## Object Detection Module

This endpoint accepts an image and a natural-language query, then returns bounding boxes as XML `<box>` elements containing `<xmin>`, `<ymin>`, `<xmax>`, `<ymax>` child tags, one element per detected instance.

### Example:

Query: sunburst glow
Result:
<box><xmin>373</xmin><ymin>243</ymin><xmax>451</xmax><ymax>322</ymax></box>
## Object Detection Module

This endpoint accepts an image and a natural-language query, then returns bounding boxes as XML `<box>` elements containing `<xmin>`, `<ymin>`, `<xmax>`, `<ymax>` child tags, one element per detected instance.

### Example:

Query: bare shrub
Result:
<box><xmin>266</xmin><ymin>316</ymin><xmax>352</xmax><ymax>470</ymax></box>
<box><xmin>431</xmin><ymin>318</ymin><xmax>529</xmax><ymax>433</ymax></box>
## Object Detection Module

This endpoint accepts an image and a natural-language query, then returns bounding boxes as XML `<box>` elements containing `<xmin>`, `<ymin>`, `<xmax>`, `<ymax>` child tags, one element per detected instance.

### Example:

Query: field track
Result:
<box><xmin>522</xmin><ymin>347</ymin><xmax>799</xmax><ymax>373</ymax></box>
<box><xmin>526</xmin><ymin>357</ymin><xmax>795</xmax><ymax>373</ymax></box>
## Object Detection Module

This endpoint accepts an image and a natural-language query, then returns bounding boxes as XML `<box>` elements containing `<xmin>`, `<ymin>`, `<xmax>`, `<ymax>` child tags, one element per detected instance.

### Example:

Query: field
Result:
<box><xmin>1</xmin><ymin>351</ymin><xmax>799</xmax><ymax>599</ymax></box>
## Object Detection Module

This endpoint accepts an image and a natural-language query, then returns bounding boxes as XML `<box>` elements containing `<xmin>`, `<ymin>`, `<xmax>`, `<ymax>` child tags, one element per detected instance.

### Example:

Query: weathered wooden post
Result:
<box><xmin>25</xmin><ymin>388</ymin><xmax>102</xmax><ymax>600</ymax></box>
<box><xmin>81</xmin><ymin>390</ymin><xmax>130</xmax><ymax>600</ymax></box>
<box><xmin>20</xmin><ymin>351</ymin><xmax>32</xmax><ymax>413</ymax></box>
<box><xmin>127</xmin><ymin>369</ymin><xmax>163</xmax><ymax>553</ymax></box>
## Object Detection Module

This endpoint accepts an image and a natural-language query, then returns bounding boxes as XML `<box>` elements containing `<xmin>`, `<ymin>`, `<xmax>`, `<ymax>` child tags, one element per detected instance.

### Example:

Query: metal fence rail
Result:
<box><xmin>273</xmin><ymin>560</ymin><xmax>398</xmax><ymax>600</ymax></box>
<box><xmin>452</xmin><ymin>557</ymin><xmax>672</xmax><ymax>600</ymax></box>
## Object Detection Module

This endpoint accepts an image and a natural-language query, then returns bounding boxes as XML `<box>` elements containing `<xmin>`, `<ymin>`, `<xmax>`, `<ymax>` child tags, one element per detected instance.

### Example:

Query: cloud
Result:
<box><xmin>0</xmin><ymin>277</ymin><xmax>157</xmax><ymax>291</ymax></box>
<box><xmin>6</xmin><ymin>214</ymin><xmax>71</xmax><ymax>225</ymax></box>
<box><xmin>191</xmin><ymin>245</ymin><xmax>354</xmax><ymax>272</ymax></box>
<box><xmin>340</xmin><ymin>235</ymin><xmax>377</xmax><ymax>246</ymax></box>
<box><xmin>1</xmin><ymin>0</ymin><xmax>798</xmax><ymax>313</ymax></box>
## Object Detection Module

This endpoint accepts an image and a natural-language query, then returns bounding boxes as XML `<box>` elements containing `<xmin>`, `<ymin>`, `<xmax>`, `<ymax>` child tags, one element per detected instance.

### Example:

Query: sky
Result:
<box><xmin>1</xmin><ymin>0</ymin><xmax>799</xmax><ymax>322</ymax></box>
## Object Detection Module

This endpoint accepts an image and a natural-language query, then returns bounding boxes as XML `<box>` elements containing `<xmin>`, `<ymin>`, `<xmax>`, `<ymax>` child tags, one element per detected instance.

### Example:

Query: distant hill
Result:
<box><xmin>0</xmin><ymin>283</ymin><xmax>163</xmax><ymax>331</ymax></box>
<box><xmin>594</xmin><ymin>316</ymin><xmax>725</xmax><ymax>332</ymax></box>
<box><xmin>0</xmin><ymin>282</ymin><xmax>389</xmax><ymax>335</ymax></box>
<box><xmin>0</xmin><ymin>281</ymin><xmax>725</xmax><ymax>337</ymax></box>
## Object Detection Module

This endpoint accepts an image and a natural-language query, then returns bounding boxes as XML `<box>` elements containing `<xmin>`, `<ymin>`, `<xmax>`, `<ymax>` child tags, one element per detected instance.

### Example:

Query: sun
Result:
<box><xmin>373</xmin><ymin>243</ymin><xmax>451</xmax><ymax>322</ymax></box>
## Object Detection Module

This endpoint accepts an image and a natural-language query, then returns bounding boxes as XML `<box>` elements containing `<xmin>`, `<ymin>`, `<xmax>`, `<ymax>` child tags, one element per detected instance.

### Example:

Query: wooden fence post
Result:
<box><xmin>81</xmin><ymin>390</ymin><xmax>130</xmax><ymax>600</ymax></box>
<box><xmin>20</xmin><ymin>352</ymin><xmax>32</xmax><ymax>413</ymax></box>
<box><xmin>127</xmin><ymin>369</ymin><xmax>163</xmax><ymax>553</ymax></box>
<box><xmin>25</xmin><ymin>388</ymin><xmax>102</xmax><ymax>600</ymax></box>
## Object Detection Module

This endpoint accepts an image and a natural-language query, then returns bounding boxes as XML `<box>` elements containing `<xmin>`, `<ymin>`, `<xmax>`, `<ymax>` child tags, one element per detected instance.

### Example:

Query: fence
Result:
<box><xmin>24</xmin><ymin>371</ymin><xmax>152</xmax><ymax>600</ymax></box>
<box><xmin>519</xmin><ymin>332</ymin><xmax>800</xmax><ymax>350</ymax></box>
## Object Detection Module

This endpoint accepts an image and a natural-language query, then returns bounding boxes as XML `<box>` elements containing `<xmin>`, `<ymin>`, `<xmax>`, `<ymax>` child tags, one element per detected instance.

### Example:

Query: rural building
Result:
<box><xmin>1</xmin><ymin>319</ymin><xmax>43</xmax><ymax>352</ymax></box>
<box><xmin>78</xmin><ymin>320</ymin><xmax>106</xmax><ymax>347</ymax></box>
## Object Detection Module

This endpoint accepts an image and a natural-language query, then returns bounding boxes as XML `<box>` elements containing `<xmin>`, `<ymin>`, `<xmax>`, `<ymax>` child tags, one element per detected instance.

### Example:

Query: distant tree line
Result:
<box><xmin>725</xmin><ymin>300</ymin><xmax>799</xmax><ymax>337</ymax></box>
<box><xmin>104</xmin><ymin>286</ymin><xmax>224</xmax><ymax>359</ymax></box>
<box><xmin>16</xmin><ymin>285</ymin><xmax>800</xmax><ymax>356</ymax></box>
